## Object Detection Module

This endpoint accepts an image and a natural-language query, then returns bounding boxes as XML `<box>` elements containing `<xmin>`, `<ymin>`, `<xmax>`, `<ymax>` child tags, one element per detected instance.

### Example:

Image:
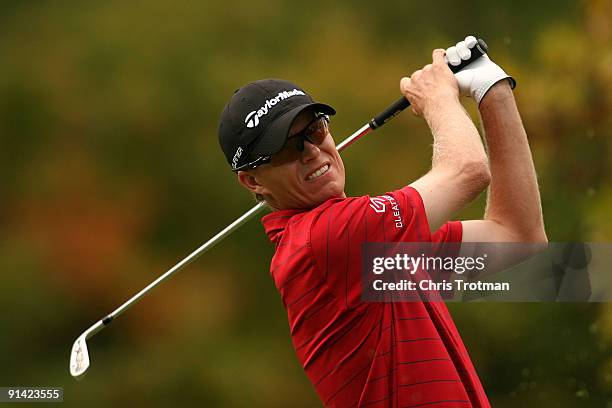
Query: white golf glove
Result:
<box><xmin>446</xmin><ymin>35</ymin><xmax>516</xmax><ymax>105</ymax></box>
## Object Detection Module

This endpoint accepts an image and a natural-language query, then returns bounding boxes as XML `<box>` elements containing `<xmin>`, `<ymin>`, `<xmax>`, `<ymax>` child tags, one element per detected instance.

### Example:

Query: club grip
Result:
<box><xmin>369</xmin><ymin>38</ymin><xmax>488</xmax><ymax>129</ymax></box>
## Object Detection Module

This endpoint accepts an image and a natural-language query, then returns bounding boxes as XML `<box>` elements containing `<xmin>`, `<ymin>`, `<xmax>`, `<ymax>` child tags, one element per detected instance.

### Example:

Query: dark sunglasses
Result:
<box><xmin>233</xmin><ymin>114</ymin><xmax>330</xmax><ymax>171</ymax></box>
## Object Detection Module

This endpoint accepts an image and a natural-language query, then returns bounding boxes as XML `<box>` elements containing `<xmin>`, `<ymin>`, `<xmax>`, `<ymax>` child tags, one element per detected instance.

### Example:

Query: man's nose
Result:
<box><xmin>300</xmin><ymin>137</ymin><xmax>321</xmax><ymax>162</ymax></box>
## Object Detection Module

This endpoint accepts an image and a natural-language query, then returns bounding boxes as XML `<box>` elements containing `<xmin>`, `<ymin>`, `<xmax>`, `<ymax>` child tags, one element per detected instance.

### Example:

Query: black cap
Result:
<box><xmin>218</xmin><ymin>79</ymin><xmax>336</xmax><ymax>171</ymax></box>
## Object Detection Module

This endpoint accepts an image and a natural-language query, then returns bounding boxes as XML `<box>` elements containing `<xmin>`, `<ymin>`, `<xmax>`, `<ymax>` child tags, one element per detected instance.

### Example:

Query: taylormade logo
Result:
<box><xmin>244</xmin><ymin>89</ymin><xmax>306</xmax><ymax>128</ymax></box>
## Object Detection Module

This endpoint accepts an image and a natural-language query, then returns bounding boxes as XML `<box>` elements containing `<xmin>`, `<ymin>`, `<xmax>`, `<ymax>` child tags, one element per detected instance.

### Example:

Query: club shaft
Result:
<box><xmin>336</xmin><ymin>124</ymin><xmax>372</xmax><ymax>152</ymax></box>
<box><xmin>85</xmin><ymin>320</ymin><xmax>105</xmax><ymax>340</ymax></box>
<box><xmin>106</xmin><ymin>201</ymin><xmax>266</xmax><ymax>321</ymax></box>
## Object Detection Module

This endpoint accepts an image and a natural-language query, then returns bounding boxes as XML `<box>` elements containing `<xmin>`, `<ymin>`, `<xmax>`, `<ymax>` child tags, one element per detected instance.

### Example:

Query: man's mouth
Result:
<box><xmin>306</xmin><ymin>164</ymin><xmax>330</xmax><ymax>181</ymax></box>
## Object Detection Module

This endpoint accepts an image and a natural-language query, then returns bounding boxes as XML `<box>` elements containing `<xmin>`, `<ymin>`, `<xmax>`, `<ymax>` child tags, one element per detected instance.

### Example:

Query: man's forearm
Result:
<box><xmin>426</xmin><ymin>99</ymin><xmax>488</xmax><ymax>172</ymax></box>
<box><xmin>409</xmin><ymin>98</ymin><xmax>490</xmax><ymax>232</ymax></box>
<box><xmin>479</xmin><ymin>82</ymin><xmax>547</xmax><ymax>241</ymax></box>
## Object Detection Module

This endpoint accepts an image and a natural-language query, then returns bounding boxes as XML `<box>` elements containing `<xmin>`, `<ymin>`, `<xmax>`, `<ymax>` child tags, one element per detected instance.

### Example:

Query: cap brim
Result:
<box><xmin>249</xmin><ymin>102</ymin><xmax>336</xmax><ymax>157</ymax></box>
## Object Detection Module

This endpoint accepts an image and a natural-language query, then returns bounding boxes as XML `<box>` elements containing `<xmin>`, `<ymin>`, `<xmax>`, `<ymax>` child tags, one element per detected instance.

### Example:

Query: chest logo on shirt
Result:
<box><xmin>369</xmin><ymin>195</ymin><xmax>404</xmax><ymax>228</ymax></box>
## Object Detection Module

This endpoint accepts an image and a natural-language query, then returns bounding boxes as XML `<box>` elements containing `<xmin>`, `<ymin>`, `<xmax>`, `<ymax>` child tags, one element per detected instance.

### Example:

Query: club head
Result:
<box><xmin>70</xmin><ymin>334</ymin><xmax>90</xmax><ymax>380</ymax></box>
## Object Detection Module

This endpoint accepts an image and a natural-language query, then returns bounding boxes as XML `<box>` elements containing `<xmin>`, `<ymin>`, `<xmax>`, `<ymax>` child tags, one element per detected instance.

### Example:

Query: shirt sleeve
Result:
<box><xmin>389</xmin><ymin>185</ymin><xmax>463</xmax><ymax>244</ymax></box>
<box><xmin>431</xmin><ymin>220</ymin><xmax>463</xmax><ymax>243</ymax></box>
<box><xmin>309</xmin><ymin>186</ymin><xmax>461</xmax><ymax>308</ymax></box>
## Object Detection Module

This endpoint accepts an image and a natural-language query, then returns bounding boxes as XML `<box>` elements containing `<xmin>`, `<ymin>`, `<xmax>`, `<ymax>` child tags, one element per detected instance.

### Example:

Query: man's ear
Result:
<box><xmin>237</xmin><ymin>170</ymin><xmax>268</xmax><ymax>195</ymax></box>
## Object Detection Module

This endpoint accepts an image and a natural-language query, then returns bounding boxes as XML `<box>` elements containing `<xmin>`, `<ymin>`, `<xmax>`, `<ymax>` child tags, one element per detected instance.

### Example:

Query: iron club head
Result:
<box><xmin>70</xmin><ymin>319</ymin><xmax>106</xmax><ymax>380</ymax></box>
<box><xmin>70</xmin><ymin>334</ymin><xmax>90</xmax><ymax>380</ymax></box>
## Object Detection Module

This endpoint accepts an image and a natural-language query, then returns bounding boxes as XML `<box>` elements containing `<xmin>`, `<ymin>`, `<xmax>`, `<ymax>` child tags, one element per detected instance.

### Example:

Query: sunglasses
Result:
<box><xmin>233</xmin><ymin>113</ymin><xmax>330</xmax><ymax>171</ymax></box>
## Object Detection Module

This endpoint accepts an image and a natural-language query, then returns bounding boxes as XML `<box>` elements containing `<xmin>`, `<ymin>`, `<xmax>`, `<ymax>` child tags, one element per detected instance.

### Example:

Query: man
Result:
<box><xmin>218</xmin><ymin>38</ymin><xmax>546</xmax><ymax>407</ymax></box>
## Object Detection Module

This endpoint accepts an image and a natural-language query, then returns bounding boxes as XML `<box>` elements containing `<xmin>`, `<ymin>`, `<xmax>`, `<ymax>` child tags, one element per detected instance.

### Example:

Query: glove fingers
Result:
<box><xmin>455</xmin><ymin>41</ymin><xmax>471</xmax><ymax>60</ymax></box>
<box><xmin>446</xmin><ymin>46</ymin><xmax>461</xmax><ymax>66</ymax></box>
<box><xmin>464</xmin><ymin>35</ymin><xmax>477</xmax><ymax>48</ymax></box>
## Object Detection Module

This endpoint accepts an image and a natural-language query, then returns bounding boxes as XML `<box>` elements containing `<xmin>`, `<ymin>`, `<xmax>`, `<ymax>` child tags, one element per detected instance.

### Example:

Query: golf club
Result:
<box><xmin>70</xmin><ymin>37</ymin><xmax>489</xmax><ymax>380</ymax></box>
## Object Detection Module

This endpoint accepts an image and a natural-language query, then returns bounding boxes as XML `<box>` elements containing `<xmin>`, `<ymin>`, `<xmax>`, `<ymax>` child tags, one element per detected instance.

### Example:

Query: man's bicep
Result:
<box><xmin>460</xmin><ymin>219</ymin><xmax>547</xmax><ymax>274</ymax></box>
<box><xmin>410</xmin><ymin>170</ymin><xmax>478</xmax><ymax>234</ymax></box>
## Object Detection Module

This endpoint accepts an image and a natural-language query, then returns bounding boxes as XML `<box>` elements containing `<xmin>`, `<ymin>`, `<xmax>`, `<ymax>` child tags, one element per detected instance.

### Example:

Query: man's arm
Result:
<box><xmin>462</xmin><ymin>81</ymin><xmax>547</xmax><ymax>243</ymax></box>
<box><xmin>403</xmin><ymin>49</ymin><xmax>491</xmax><ymax>233</ymax></box>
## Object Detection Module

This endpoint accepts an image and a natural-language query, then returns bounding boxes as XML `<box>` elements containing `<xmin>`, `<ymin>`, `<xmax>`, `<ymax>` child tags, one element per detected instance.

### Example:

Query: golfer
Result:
<box><xmin>218</xmin><ymin>39</ymin><xmax>546</xmax><ymax>407</ymax></box>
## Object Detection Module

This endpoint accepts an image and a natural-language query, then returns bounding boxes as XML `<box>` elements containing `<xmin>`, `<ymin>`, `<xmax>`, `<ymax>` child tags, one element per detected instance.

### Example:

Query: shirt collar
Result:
<box><xmin>261</xmin><ymin>209</ymin><xmax>304</xmax><ymax>243</ymax></box>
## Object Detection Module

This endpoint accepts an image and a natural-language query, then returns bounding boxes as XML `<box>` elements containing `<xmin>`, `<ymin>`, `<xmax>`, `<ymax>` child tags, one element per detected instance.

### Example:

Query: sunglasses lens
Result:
<box><xmin>300</xmin><ymin>117</ymin><xmax>327</xmax><ymax>146</ymax></box>
<box><xmin>278</xmin><ymin>115</ymin><xmax>330</xmax><ymax>157</ymax></box>
<box><xmin>297</xmin><ymin>138</ymin><xmax>305</xmax><ymax>152</ymax></box>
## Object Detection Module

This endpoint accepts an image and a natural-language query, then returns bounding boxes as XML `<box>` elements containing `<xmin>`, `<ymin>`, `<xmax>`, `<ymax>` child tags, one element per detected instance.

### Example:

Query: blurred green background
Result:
<box><xmin>1</xmin><ymin>0</ymin><xmax>611</xmax><ymax>406</ymax></box>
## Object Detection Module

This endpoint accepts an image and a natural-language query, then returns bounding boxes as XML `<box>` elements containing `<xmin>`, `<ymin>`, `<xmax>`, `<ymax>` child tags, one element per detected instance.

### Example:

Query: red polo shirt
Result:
<box><xmin>262</xmin><ymin>186</ymin><xmax>490</xmax><ymax>408</ymax></box>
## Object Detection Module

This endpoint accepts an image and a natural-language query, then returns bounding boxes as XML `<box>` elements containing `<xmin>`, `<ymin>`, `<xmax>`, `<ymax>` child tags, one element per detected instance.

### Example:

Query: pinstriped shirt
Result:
<box><xmin>262</xmin><ymin>186</ymin><xmax>490</xmax><ymax>408</ymax></box>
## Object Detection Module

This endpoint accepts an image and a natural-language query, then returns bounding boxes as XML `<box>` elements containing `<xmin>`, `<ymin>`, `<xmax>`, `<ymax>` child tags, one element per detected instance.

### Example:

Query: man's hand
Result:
<box><xmin>400</xmin><ymin>49</ymin><xmax>459</xmax><ymax>118</ymax></box>
<box><xmin>447</xmin><ymin>36</ymin><xmax>516</xmax><ymax>105</ymax></box>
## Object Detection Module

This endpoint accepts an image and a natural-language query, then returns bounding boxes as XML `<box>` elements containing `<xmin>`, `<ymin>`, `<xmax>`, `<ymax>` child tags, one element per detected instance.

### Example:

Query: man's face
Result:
<box><xmin>238</xmin><ymin>110</ymin><xmax>346</xmax><ymax>210</ymax></box>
